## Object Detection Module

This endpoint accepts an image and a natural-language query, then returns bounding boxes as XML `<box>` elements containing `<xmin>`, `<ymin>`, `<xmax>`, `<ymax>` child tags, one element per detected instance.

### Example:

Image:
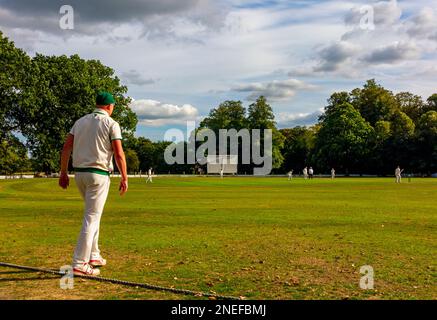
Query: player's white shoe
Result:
<box><xmin>89</xmin><ymin>257</ymin><xmax>107</xmax><ymax>267</ymax></box>
<box><xmin>73</xmin><ymin>263</ymin><xmax>100</xmax><ymax>276</ymax></box>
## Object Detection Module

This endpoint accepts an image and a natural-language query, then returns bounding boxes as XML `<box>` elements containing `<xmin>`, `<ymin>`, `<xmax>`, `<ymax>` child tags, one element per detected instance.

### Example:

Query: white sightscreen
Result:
<box><xmin>207</xmin><ymin>155</ymin><xmax>238</xmax><ymax>174</ymax></box>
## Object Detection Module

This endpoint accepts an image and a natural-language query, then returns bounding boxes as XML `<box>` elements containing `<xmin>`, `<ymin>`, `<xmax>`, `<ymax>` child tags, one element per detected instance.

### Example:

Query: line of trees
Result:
<box><xmin>280</xmin><ymin>80</ymin><xmax>437</xmax><ymax>175</ymax></box>
<box><xmin>194</xmin><ymin>80</ymin><xmax>437</xmax><ymax>175</ymax></box>
<box><xmin>1</xmin><ymin>31</ymin><xmax>436</xmax><ymax>176</ymax></box>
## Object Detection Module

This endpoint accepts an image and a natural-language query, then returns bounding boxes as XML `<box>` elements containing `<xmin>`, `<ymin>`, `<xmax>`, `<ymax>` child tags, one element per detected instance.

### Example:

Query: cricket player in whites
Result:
<box><xmin>303</xmin><ymin>167</ymin><xmax>308</xmax><ymax>179</ymax></box>
<box><xmin>331</xmin><ymin>168</ymin><xmax>336</xmax><ymax>179</ymax></box>
<box><xmin>146</xmin><ymin>167</ymin><xmax>153</xmax><ymax>183</ymax></box>
<box><xmin>59</xmin><ymin>92</ymin><xmax>128</xmax><ymax>276</ymax></box>
<box><xmin>395</xmin><ymin>166</ymin><xmax>404</xmax><ymax>183</ymax></box>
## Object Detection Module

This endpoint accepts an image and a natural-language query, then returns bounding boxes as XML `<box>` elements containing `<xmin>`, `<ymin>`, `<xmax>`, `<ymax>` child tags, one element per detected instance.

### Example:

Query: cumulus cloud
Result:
<box><xmin>363</xmin><ymin>42</ymin><xmax>420</xmax><ymax>64</ymax></box>
<box><xmin>129</xmin><ymin>99</ymin><xmax>198</xmax><ymax>126</ymax></box>
<box><xmin>303</xmin><ymin>0</ymin><xmax>434</xmax><ymax>75</ymax></box>
<box><xmin>405</xmin><ymin>7</ymin><xmax>437</xmax><ymax>40</ymax></box>
<box><xmin>121</xmin><ymin>70</ymin><xmax>156</xmax><ymax>86</ymax></box>
<box><xmin>276</xmin><ymin>109</ymin><xmax>324</xmax><ymax>128</ymax></box>
<box><xmin>232</xmin><ymin>79</ymin><xmax>316</xmax><ymax>101</ymax></box>
<box><xmin>345</xmin><ymin>0</ymin><xmax>402</xmax><ymax>27</ymax></box>
<box><xmin>0</xmin><ymin>0</ymin><xmax>227</xmax><ymax>37</ymax></box>
<box><xmin>313</xmin><ymin>41</ymin><xmax>358</xmax><ymax>72</ymax></box>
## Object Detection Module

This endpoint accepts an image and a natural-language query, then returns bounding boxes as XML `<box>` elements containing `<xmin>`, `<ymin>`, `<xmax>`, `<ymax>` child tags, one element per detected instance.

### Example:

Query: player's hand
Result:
<box><xmin>119</xmin><ymin>179</ymin><xmax>128</xmax><ymax>196</ymax></box>
<box><xmin>59</xmin><ymin>172</ymin><xmax>69</xmax><ymax>189</ymax></box>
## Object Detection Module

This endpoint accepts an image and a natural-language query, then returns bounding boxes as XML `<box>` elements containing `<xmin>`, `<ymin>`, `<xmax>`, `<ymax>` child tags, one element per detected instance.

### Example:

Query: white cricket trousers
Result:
<box><xmin>72</xmin><ymin>172</ymin><xmax>110</xmax><ymax>268</ymax></box>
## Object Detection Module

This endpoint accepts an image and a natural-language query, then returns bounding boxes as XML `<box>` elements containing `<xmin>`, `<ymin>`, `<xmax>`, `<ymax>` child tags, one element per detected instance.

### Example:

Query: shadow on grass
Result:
<box><xmin>0</xmin><ymin>270</ymin><xmax>36</xmax><ymax>275</ymax></box>
<box><xmin>0</xmin><ymin>274</ymin><xmax>59</xmax><ymax>282</ymax></box>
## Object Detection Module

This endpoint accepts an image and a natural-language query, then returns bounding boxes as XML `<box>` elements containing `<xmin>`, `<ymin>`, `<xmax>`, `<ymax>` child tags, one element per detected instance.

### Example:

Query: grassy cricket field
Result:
<box><xmin>0</xmin><ymin>176</ymin><xmax>435</xmax><ymax>300</ymax></box>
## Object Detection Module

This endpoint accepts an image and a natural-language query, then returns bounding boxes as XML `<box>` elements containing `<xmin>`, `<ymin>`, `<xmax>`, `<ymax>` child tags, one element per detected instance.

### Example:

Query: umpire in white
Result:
<box><xmin>59</xmin><ymin>92</ymin><xmax>128</xmax><ymax>276</ymax></box>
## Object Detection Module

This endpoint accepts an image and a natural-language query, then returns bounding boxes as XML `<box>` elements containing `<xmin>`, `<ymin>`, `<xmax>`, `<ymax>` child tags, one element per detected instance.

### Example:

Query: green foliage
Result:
<box><xmin>390</xmin><ymin>110</ymin><xmax>415</xmax><ymax>140</ymax></box>
<box><xmin>395</xmin><ymin>92</ymin><xmax>424</xmax><ymax>123</ymax></box>
<box><xmin>424</xmin><ymin>94</ymin><xmax>437</xmax><ymax>113</ymax></box>
<box><xmin>0</xmin><ymin>31</ymin><xmax>34</xmax><ymax>138</ymax></box>
<box><xmin>374</xmin><ymin>120</ymin><xmax>391</xmax><ymax>142</ymax></box>
<box><xmin>1</xmin><ymin>32</ymin><xmax>436</xmax><ymax>175</ymax></box>
<box><xmin>247</xmin><ymin>96</ymin><xmax>276</xmax><ymax>129</ymax></box>
<box><xmin>25</xmin><ymin>54</ymin><xmax>137</xmax><ymax>173</ymax></box>
<box><xmin>200</xmin><ymin>96</ymin><xmax>285</xmax><ymax>171</ymax></box>
<box><xmin>280</xmin><ymin>126</ymin><xmax>316</xmax><ymax>172</ymax></box>
<box><xmin>247</xmin><ymin>96</ymin><xmax>285</xmax><ymax>169</ymax></box>
<box><xmin>125</xmin><ymin>148</ymin><xmax>140</xmax><ymax>173</ymax></box>
<box><xmin>415</xmin><ymin>111</ymin><xmax>437</xmax><ymax>173</ymax></box>
<box><xmin>200</xmin><ymin>100</ymin><xmax>247</xmax><ymax>132</ymax></box>
<box><xmin>313</xmin><ymin>102</ymin><xmax>374</xmax><ymax>173</ymax></box>
<box><xmin>0</xmin><ymin>31</ymin><xmax>138</xmax><ymax>173</ymax></box>
<box><xmin>350</xmin><ymin>79</ymin><xmax>399</xmax><ymax>126</ymax></box>
<box><xmin>124</xmin><ymin>136</ymin><xmax>181</xmax><ymax>174</ymax></box>
<box><xmin>0</xmin><ymin>135</ymin><xmax>30</xmax><ymax>174</ymax></box>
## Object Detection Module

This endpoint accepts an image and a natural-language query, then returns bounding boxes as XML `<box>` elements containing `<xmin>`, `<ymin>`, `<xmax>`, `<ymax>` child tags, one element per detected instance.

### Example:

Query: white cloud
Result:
<box><xmin>232</xmin><ymin>79</ymin><xmax>316</xmax><ymax>101</ymax></box>
<box><xmin>130</xmin><ymin>99</ymin><xmax>199</xmax><ymax>126</ymax></box>
<box><xmin>314</xmin><ymin>41</ymin><xmax>359</xmax><ymax>72</ymax></box>
<box><xmin>345</xmin><ymin>0</ymin><xmax>402</xmax><ymax>27</ymax></box>
<box><xmin>405</xmin><ymin>7</ymin><xmax>437</xmax><ymax>39</ymax></box>
<box><xmin>121</xmin><ymin>70</ymin><xmax>156</xmax><ymax>86</ymax></box>
<box><xmin>277</xmin><ymin>108</ymin><xmax>324</xmax><ymax>128</ymax></box>
<box><xmin>0</xmin><ymin>0</ymin><xmax>227</xmax><ymax>37</ymax></box>
<box><xmin>363</xmin><ymin>42</ymin><xmax>420</xmax><ymax>64</ymax></box>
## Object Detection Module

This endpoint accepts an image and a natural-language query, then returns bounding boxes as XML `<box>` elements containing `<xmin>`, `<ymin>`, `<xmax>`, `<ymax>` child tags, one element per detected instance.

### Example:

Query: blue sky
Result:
<box><xmin>1</xmin><ymin>0</ymin><xmax>436</xmax><ymax>141</ymax></box>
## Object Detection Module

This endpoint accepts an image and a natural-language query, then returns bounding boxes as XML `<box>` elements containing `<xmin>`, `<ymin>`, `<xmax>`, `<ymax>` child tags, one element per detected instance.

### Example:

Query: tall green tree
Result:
<box><xmin>247</xmin><ymin>96</ymin><xmax>285</xmax><ymax>170</ymax></box>
<box><xmin>124</xmin><ymin>149</ymin><xmax>139</xmax><ymax>173</ymax></box>
<box><xmin>200</xmin><ymin>100</ymin><xmax>247</xmax><ymax>132</ymax></box>
<box><xmin>350</xmin><ymin>79</ymin><xmax>399</xmax><ymax>126</ymax></box>
<box><xmin>0</xmin><ymin>31</ymin><xmax>34</xmax><ymax>139</ymax></box>
<box><xmin>280</xmin><ymin>126</ymin><xmax>316</xmax><ymax>172</ymax></box>
<box><xmin>424</xmin><ymin>94</ymin><xmax>437</xmax><ymax>113</ymax></box>
<box><xmin>18</xmin><ymin>54</ymin><xmax>137</xmax><ymax>173</ymax></box>
<box><xmin>313</xmin><ymin>102</ymin><xmax>373</xmax><ymax>173</ymax></box>
<box><xmin>415</xmin><ymin>111</ymin><xmax>437</xmax><ymax>173</ymax></box>
<box><xmin>0</xmin><ymin>135</ymin><xmax>30</xmax><ymax>175</ymax></box>
<box><xmin>395</xmin><ymin>92</ymin><xmax>424</xmax><ymax>123</ymax></box>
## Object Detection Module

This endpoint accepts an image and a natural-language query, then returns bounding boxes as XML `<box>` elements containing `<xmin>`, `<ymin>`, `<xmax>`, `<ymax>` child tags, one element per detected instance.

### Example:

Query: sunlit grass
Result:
<box><xmin>0</xmin><ymin>177</ymin><xmax>435</xmax><ymax>299</ymax></box>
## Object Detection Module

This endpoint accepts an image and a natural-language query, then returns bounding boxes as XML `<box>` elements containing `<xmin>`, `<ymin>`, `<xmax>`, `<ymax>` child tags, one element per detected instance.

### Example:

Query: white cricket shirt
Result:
<box><xmin>69</xmin><ymin>108</ymin><xmax>122</xmax><ymax>174</ymax></box>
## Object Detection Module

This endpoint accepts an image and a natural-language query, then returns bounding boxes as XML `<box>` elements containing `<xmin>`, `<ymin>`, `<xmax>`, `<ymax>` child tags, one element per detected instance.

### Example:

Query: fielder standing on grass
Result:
<box><xmin>146</xmin><ymin>167</ymin><xmax>153</xmax><ymax>183</ymax></box>
<box><xmin>59</xmin><ymin>92</ymin><xmax>128</xmax><ymax>276</ymax></box>
<box><xmin>288</xmin><ymin>170</ymin><xmax>293</xmax><ymax>181</ymax></box>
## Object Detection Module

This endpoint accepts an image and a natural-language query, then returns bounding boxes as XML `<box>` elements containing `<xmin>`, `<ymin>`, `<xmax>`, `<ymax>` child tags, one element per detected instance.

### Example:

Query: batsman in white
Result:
<box><xmin>288</xmin><ymin>170</ymin><xmax>293</xmax><ymax>180</ymax></box>
<box><xmin>395</xmin><ymin>166</ymin><xmax>404</xmax><ymax>183</ymax></box>
<box><xmin>331</xmin><ymin>168</ymin><xmax>335</xmax><ymax>179</ymax></box>
<box><xmin>59</xmin><ymin>92</ymin><xmax>128</xmax><ymax>276</ymax></box>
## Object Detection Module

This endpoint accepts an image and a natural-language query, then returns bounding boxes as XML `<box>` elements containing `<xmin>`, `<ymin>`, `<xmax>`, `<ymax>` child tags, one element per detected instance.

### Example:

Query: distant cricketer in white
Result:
<box><xmin>59</xmin><ymin>91</ymin><xmax>128</xmax><ymax>276</ymax></box>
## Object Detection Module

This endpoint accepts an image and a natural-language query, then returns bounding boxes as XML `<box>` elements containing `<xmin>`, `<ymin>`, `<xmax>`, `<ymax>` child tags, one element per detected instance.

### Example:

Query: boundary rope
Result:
<box><xmin>0</xmin><ymin>261</ymin><xmax>243</xmax><ymax>300</ymax></box>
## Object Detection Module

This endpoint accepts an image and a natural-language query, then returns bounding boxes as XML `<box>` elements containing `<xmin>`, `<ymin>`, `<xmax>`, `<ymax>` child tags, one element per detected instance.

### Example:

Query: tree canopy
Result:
<box><xmin>0</xmin><ymin>32</ymin><xmax>137</xmax><ymax>173</ymax></box>
<box><xmin>1</xmin><ymin>31</ymin><xmax>436</xmax><ymax>176</ymax></box>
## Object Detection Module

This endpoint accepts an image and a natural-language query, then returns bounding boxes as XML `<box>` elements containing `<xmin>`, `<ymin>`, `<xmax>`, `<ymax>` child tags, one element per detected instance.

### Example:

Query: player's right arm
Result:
<box><xmin>112</xmin><ymin>139</ymin><xmax>128</xmax><ymax>195</ymax></box>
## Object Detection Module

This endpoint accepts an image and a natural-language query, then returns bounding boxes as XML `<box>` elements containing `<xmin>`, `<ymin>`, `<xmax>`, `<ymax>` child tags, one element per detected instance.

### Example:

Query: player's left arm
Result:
<box><xmin>59</xmin><ymin>133</ymin><xmax>74</xmax><ymax>189</ymax></box>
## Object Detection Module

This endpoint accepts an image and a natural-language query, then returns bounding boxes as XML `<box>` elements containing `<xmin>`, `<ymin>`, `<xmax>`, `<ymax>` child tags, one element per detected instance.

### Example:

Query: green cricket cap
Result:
<box><xmin>96</xmin><ymin>91</ymin><xmax>115</xmax><ymax>105</ymax></box>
